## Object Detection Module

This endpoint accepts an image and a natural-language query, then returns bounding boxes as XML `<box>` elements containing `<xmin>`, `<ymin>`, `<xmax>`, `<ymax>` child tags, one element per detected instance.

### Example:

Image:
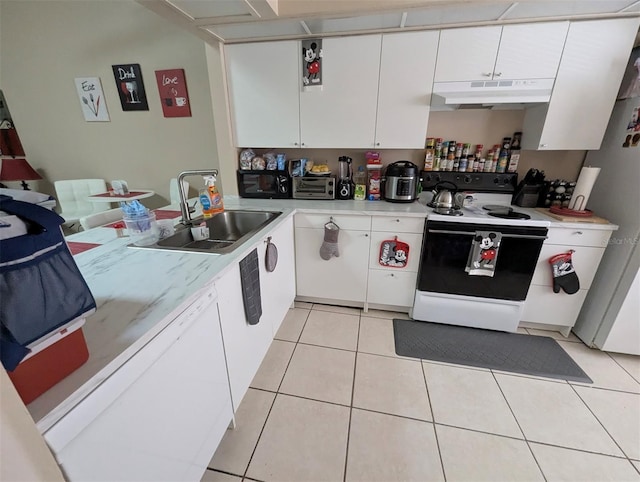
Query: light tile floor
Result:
<box><xmin>204</xmin><ymin>303</ymin><xmax>640</xmax><ymax>482</ymax></box>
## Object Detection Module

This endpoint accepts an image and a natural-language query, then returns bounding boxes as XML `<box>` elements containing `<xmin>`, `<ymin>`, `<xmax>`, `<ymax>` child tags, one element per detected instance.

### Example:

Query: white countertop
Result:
<box><xmin>30</xmin><ymin>196</ymin><xmax>617</xmax><ymax>432</ymax></box>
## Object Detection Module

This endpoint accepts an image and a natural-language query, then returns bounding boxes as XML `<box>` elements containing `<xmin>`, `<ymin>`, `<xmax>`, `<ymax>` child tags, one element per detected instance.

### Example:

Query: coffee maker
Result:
<box><xmin>337</xmin><ymin>156</ymin><xmax>354</xmax><ymax>200</ymax></box>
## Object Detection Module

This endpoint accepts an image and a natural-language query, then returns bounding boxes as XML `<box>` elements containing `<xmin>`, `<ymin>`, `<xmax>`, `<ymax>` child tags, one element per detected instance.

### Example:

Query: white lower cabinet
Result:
<box><xmin>257</xmin><ymin>216</ymin><xmax>296</xmax><ymax>336</ymax></box>
<box><xmin>44</xmin><ymin>286</ymin><xmax>232</xmax><ymax>482</ymax></box>
<box><xmin>522</xmin><ymin>226</ymin><xmax>613</xmax><ymax>330</ymax></box>
<box><xmin>295</xmin><ymin>213</ymin><xmax>424</xmax><ymax>310</ymax></box>
<box><xmin>366</xmin><ymin>270</ymin><xmax>417</xmax><ymax>308</ymax></box>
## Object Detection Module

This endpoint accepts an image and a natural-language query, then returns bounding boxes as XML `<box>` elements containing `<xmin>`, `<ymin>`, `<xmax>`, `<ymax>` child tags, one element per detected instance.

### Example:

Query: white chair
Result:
<box><xmin>169</xmin><ymin>178</ymin><xmax>189</xmax><ymax>205</ymax></box>
<box><xmin>54</xmin><ymin>179</ymin><xmax>110</xmax><ymax>226</ymax></box>
<box><xmin>79</xmin><ymin>208</ymin><xmax>123</xmax><ymax>231</ymax></box>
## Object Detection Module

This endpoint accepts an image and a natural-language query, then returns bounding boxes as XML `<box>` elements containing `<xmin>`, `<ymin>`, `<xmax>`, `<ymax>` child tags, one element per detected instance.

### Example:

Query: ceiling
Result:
<box><xmin>138</xmin><ymin>0</ymin><xmax>640</xmax><ymax>44</ymax></box>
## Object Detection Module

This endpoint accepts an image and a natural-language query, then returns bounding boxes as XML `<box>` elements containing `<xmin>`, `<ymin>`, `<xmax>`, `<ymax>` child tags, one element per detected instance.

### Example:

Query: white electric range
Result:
<box><xmin>413</xmin><ymin>172</ymin><xmax>550</xmax><ymax>332</ymax></box>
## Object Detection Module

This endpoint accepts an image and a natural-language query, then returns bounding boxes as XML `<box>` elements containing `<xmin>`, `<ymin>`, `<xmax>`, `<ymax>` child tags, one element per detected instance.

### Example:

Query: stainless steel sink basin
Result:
<box><xmin>135</xmin><ymin>210</ymin><xmax>282</xmax><ymax>254</ymax></box>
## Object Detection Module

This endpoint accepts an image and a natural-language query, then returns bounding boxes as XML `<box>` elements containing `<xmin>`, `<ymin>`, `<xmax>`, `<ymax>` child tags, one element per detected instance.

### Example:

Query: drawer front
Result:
<box><xmin>532</xmin><ymin>244</ymin><xmax>605</xmax><ymax>290</ymax></box>
<box><xmin>371</xmin><ymin>216</ymin><xmax>425</xmax><ymax>234</ymax></box>
<box><xmin>368</xmin><ymin>231</ymin><xmax>423</xmax><ymax>272</ymax></box>
<box><xmin>546</xmin><ymin>227</ymin><xmax>612</xmax><ymax>247</ymax></box>
<box><xmin>522</xmin><ymin>285</ymin><xmax>587</xmax><ymax>327</ymax></box>
<box><xmin>367</xmin><ymin>269</ymin><xmax>417</xmax><ymax>307</ymax></box>
<box><xmin>295</xmin><ymin>212</ymin><xmax>371</xmax><ymax>231</ymax></box>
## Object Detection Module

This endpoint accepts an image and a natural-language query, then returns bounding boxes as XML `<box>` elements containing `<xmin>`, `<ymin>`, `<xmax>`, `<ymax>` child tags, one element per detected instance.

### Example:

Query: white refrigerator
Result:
<box><xmin>572</xmin><ymin>97</ymin><xmax>640</xmax><ymax>355</ymax></box>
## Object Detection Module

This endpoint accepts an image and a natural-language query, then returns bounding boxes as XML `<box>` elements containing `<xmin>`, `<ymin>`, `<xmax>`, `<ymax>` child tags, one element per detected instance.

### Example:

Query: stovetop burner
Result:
<box><xmin>482</xmin><ymin>205</ymin><xmax>513</xmax><ymax>212</ymax></box>
<box><xmin>487</xmin><ymin>211</ymin><xmax>531</xmax><ymax>220</ymax></box>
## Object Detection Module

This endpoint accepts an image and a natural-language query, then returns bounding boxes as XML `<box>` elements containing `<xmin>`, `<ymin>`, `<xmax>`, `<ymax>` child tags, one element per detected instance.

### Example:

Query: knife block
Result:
<box><xmin>513</xmin><ymin>184</ymin><xmax>542</xmax><ymax>207</ymax></box>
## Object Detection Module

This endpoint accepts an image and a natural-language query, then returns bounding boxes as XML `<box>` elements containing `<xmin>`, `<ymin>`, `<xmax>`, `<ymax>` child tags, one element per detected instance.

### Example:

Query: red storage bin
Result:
<box><xmin>8</xmin><ymin>323</ymin><xmax>89</xmax><ymax>405</ymax></box>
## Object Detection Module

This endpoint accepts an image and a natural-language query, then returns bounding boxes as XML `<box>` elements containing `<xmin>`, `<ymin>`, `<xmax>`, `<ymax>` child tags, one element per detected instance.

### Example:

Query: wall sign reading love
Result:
<box><xmin>154</xmin><ymin>69</ymin><xmax>191</xmax><ymax>118</ymax></box>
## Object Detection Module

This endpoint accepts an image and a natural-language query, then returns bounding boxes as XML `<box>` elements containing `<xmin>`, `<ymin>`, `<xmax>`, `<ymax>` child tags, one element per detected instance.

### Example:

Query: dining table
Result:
<box><xmin>87</xmin><ymin>190</ymin><xmax>155</xmax><ymax>202</ymax></box>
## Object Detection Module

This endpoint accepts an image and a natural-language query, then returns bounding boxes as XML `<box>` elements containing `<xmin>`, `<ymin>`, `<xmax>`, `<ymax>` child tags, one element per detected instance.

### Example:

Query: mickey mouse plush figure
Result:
<box><xmin>473</xmin><ymin>233</ymin><xmax>497</xmax><ymax>268</ymax></box>
<box><xmin>303</xmin><ymin>42</ymin><xmax>321</xmax><ymax>85</ymax></box>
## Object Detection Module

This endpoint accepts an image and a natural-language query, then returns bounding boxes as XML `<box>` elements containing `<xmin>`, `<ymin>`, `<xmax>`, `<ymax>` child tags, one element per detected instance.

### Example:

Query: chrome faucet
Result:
<box><xmin>177</xmin><ymin>169</ymin><xmax>219</xmax><ymax>226</ymax></box>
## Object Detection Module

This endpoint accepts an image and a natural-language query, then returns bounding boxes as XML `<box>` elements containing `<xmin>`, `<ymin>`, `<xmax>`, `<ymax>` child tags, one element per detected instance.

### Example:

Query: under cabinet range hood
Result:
<box><xmin>431</xmin><ymin>78</ymin><xmax>555</xmax><ymax>109</ymax></box>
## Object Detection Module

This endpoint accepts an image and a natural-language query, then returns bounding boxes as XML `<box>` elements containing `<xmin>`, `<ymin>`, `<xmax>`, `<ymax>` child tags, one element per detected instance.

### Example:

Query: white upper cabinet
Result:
<box><xmin>435</xmin><ymin>26</ymin><xmax>502</xmax><ymax>82</ymax></box>
<box><xmin>434</xmin><ymin>22</ymin><xmax>568</xmax><ymax>82</ymax></box>
<box><xmin>522</xmin><ymin>17</ymin><xmax>640</xmax><ymax>150</ymax></box>
<box><xmin>375</xmin><ymin>31</ymin><xmax>439</xmax><ymax>149</ymax></box>
<box><xmin>493</xmin><ymin>22</ymin><xmax>568</xmax><ymax>79</ymax></box>
<box><xmin>225</xmin><ymin>41</ymin><xmax>300</xmax><ymax>148</ymax></box>
<box><xmin>299</xmin><ymin>35</ymin><xmax>382</xmax><ymax>148</ymax></box>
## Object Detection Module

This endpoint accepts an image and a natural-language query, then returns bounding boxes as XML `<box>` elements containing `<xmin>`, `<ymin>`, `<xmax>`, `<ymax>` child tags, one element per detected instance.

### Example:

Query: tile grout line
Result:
<box><xmin>604</xmin><ymin>350</ymin><xmax>640</xmax><ymax>385</ymax></box>
<box><xmin>420</xmin><ymin>361</ymin><xmax>448</xmax><ymax>482</ymax></box>
<box><xmin>490</xmin><ymin>370</ymin><xmax>548</xmax><ymax>482</ymax></box>
<box><xmin>238</xmin><ymin>308</ymin><xmax>313</xmax><ymax>480</ymax></box>
<box><xmin>342</xmin><ymin>312</ymin><xmax>362</xmax><ymax>482</ymax></box>
<box><xmin>569</xmin><ymin>382</ymin><xmax>632</xmax><ymax>460</ymax></box>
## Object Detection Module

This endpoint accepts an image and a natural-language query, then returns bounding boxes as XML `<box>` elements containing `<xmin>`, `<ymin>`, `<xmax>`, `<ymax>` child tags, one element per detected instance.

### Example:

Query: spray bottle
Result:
<box><xmin>199</xmin><ymin>174</ymin><xmax>224</xmax><ymax>218</ymax></box>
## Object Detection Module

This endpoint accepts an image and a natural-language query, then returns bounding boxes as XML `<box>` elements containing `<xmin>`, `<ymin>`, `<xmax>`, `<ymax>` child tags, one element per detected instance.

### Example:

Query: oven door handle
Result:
<box><xmin>427</xmin><ymin>229</ymin><xmax>547</xmax><ymax>240</ymax></box>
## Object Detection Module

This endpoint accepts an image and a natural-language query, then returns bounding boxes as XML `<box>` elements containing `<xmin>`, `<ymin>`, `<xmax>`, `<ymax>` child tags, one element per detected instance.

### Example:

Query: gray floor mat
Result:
<box><xmin>393</xmin><ymin>319</ymin><xmax>592</xmax><ymax>383</ymax></box>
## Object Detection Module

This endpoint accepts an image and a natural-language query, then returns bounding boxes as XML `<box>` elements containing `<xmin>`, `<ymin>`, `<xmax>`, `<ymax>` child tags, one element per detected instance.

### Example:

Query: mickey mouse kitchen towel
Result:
<box><xmin>465</xmin><ymin>231</ymin><xmax>502</xmax><ymax>277</ymax></box>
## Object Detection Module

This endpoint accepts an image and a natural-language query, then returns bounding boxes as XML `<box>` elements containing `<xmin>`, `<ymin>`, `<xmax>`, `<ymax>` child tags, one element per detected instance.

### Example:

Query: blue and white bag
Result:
<box><xmin>0</xmin><ymin>195</ymin><xmax>96</xmax><ymax>371</ymax></box>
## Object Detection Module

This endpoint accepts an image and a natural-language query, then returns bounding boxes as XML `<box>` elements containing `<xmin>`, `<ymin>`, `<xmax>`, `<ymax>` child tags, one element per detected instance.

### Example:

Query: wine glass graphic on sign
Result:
<box><xmin>125</xmin><ymin>82</ymin><xmax>138</xmax><ymax>103</ymax></box>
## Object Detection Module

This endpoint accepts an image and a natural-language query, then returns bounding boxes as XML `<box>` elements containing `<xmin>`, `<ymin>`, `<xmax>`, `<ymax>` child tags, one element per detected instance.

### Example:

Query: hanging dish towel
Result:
<box><xmin>465</xmin><ymin>231</ymin><xmax>502</xmax><ymax>277</ymax></box>
<box><xmin>239</xmin><ymin>248</ymin><xmax>262</xmax><ymax>325</ymax></box>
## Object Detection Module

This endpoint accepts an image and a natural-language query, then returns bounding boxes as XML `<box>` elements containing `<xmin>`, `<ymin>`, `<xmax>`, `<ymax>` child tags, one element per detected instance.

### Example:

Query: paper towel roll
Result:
<box><xmin>568</xmin><ymin>166</ymin><xmax>601</xmax><ymax>211</ymax></box>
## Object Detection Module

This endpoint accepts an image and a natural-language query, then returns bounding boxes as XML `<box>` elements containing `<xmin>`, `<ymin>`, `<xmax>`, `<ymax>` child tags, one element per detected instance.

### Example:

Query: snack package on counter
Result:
<box><xmin>264</xmin><ymin>152</ymin><xmax>278</xmax><ymax>170</ymax></box>
<box><xmin>239</xmin><ymin>149</ymin><xmax>255</xmax><ymax>170</ymax></box>
<box><xmin>252</xmin><ymin>156</ymin><xmax>266</xmax><ymax>170</ymax></box>
<box><xmin>276</xmin><ymin>154</ymin><xmax>286</xmax><ymax>170</ymax></box>
<box><xmin>289</xmin><ymin>159</ymin><xmax>306</xmax><ymax>177</ymax></box>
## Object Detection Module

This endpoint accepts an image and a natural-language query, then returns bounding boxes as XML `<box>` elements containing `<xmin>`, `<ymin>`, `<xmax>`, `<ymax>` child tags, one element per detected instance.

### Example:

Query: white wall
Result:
<box><xmin>0</xmin><ymin>0</ymin><xmax>220</xmax><ymax>207</ymax></box>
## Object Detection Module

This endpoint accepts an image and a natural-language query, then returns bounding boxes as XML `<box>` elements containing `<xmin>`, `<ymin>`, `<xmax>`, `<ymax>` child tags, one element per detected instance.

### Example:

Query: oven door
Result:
<box><xmin>417</xmin><ymin>220</ymin><xmax>547</xmax><ymax>301</ymax></box>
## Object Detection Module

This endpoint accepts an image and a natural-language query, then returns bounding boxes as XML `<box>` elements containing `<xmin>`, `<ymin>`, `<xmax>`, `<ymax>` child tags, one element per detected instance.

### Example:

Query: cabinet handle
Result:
<box><xmin>395</xmin><ymin>219</ymin><xmax>400</xmax><ymax>223</ymax></box>
<box><xmin>301</xmin><ymin>142</ymin><xmax>305</xmax><ymax>146</ymax></box>
<box><xmin>364</xmin><ymin>233</ymin><xmax>369</xmax><ymax>237</ymax></box>
<box><xmin>540</xmin><ymin>143</ymin><xmax>548</xmax><ymax>148</ymax></box>
<box><xmin>482</xmin><ymin>72</ymin><xmax>492</xmax><ymax>77</ymax></box>
<box><xmin>375</xmin><ymin>142</ymin><xmax>380</xmax><ymax>146</ymax></box>
<box><xmin>493</xmin><ymin>72</ymin><xmax>502</xmax><ymax>77</ymax></box>
<box><xmin>390</xmin><ymin>273</ymin><xmax>395</xmax><ymax>277</ymax></box>
<box><xmin>574</xmin><ymin>231</ymin><xmax>583</xmax><ymax>235</ymax></box>
<box><xmin>294</xmin><ymin>142</ymin><xmax>299</xmax><ymax>146</ymax></box>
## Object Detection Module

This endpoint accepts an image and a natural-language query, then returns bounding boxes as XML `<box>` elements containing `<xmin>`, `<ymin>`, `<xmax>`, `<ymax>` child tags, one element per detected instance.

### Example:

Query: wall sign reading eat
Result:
<box><xmin>154</xmin><ymin>69</ymin><xmax>191</xmax><ymax>118</ymax></box>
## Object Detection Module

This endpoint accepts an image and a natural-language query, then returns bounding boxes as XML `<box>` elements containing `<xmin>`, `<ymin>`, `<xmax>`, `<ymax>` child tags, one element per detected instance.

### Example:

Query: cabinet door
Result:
<box><xmin>434</xmin><ymin>26</ymin><xmax>501</xmax><ymax>82</ymax></box>
<box><xmin>257</xmin><ymin>216</ymin><xmax>296</xmax><ymax>336</ymax></box>
<box><xmin>522</xmin><ymin>17</ymin><xmax>640</xmax><ymax>150</ymax></box>
<box><xmin>295</xmin><ymin>227</ymin><xmax>370</xmax><ymax>303</ymax></box>
<box><xmin>367</xmin><ymin>269</ymin><xmax>417</xmax><ymax>308</ymax></box>
<box><xmin>494</xmin><ymin>22</ymin><xmax>568</xmax><ymax>79</ymax></box>
<box><xmin>216</xmin><ymin>261</ymin><xmax>274</xmax><ymax>411</ymax></box>
<box><xmin>225</xmin><ymin>41</ymin><xmax>300</xmax><ymax>148</ymax></box>
<box><xmin>522</xmin><ymin>285</ymin><xmax>588</xmax><ymax>327</ymax></box>
<box><xmin>299</xmin><ymin>35</ymin><xmax>382</xmax><ymax>148</ymax></box>
<box><xmin>47</xmin><ymin>288</ymin><xmax>232</xmax><ymax>481</ymax></box>
<box><xmin>375</xmin><ymin>31</ymin><xmax>439</xmax><ymax>149</ymax></box>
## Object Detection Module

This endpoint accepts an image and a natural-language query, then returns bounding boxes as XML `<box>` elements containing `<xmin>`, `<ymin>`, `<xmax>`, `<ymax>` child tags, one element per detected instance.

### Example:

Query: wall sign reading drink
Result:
<box><xmin>112</xmin><ymin>63</ymin><xmax>149</xmax><ymax>111</ymax></box>
<box><xmin>154</xmin><ymin>68</ymin><xmax>191</xmax><ymax>118</ymax></box>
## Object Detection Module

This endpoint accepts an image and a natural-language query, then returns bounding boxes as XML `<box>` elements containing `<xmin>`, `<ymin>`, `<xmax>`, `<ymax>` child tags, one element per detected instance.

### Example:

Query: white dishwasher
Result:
<box><xmin>44</xmin><ymin>285</ymin><xmax>233</xmax><ymax>482</ymax></box>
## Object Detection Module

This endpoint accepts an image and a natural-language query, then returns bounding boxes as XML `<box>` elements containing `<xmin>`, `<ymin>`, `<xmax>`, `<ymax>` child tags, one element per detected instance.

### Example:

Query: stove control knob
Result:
<box><xmin>464</xmin><ymin>175</ymin><xmax>472</xmax><ymax>184</ymax></box>
<box><xmin>493</xmin><ymin>177</ymin><xmax>499</xmax><ymax>184</ymax></box>
<box><xmin>424</xmin><ymin>174</ymin><xmax>432</xmax><ymax>183</ymax></box>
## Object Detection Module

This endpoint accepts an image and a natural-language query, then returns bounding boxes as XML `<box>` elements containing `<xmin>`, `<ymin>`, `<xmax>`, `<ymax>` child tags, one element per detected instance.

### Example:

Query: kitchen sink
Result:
<box><xmin>134</xmin><ymin>210</ymin><xmax>282</xmax><ymax>254</ymax></box>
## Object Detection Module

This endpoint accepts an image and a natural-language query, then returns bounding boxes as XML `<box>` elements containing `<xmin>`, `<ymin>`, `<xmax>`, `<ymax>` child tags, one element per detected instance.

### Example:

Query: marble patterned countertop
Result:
<box><xmin>30</xmin><ymin>196</ymin><xmax>616</xmax><ymax>432</ymax></box>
